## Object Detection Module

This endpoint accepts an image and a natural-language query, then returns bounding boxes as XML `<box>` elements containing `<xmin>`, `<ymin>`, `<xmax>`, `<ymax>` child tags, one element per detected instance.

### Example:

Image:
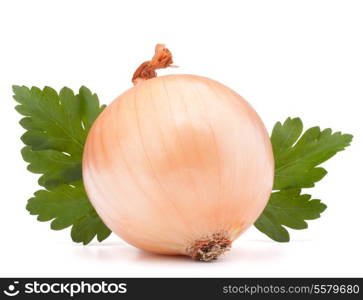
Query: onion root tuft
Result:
<box><xmin>186</xmin><ymin>232</ymin><xmax>231</xmax><ymax>262</ymax></box>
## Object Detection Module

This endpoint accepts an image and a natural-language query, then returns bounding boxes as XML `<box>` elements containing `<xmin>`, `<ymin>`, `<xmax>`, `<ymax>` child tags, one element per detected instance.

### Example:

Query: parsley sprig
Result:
<box><xmin>13</xmin><ymin>85</ymin><xmax>110</xmax><ymax>244</ymax></box>
<box><xmin>254</xmin><ymin>118</ymin><xmax>352</xmax><ymax>241</ymax></box>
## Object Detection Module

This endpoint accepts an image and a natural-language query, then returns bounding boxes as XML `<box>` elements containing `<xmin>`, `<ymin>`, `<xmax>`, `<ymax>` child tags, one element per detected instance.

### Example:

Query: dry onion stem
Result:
<box><xmin>83</xmin><ymin>44</ymin><xmax>274</xmax><ymax>261</ymax></box>
<box><xmin>132</xmin><ymin>44</ymin><xmax>174</xmax><ymax>85</ymax></box>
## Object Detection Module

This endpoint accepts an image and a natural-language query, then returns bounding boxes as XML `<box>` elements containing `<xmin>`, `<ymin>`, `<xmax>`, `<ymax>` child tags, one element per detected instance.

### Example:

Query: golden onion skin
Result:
<box><xmin>83</xmin><ymin>74</ymin><xmax>274</xmax><ymax>260</ymax></box>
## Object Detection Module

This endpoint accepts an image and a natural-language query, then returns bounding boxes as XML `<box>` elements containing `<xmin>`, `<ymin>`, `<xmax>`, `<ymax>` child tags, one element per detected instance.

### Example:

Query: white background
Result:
<box><xmin>0</xmin><ymin>0</ymin><xmax>362</xmax><ymax>277</ymax></box>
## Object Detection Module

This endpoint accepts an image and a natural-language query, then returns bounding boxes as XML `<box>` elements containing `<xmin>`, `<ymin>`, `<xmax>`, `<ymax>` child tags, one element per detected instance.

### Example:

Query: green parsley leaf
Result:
<box><xmin>27</xmin><ymin>181</ymin><xmax>110</xmax><ymax>244</ymax></box>
<box><xmin>272</xmin><ymin>117</ymin><xmax>353</xmax><ymax>190</ymax></box>
<box><xmin>254</xmin><ymin>189</ymin><xmax>327</xmax><ymax>242</ymax></box>
<box><xmin>254</xmin><ymin>117</ymin><xmax>352</xmax><ymax>242</ymax></box>
<box><xmin>21</xmin><ymin>146</ymin><xmax>82</xmax><ymax>190</ymax></box>
<box><xmin>14</xmin><ymin>85</ymin><xmax>110</xmax><ymax>244</ymax></box>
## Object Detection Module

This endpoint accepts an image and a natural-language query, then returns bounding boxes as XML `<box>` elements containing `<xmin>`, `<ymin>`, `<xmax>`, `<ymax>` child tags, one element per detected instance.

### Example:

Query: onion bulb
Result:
<box><xmin>83</xmin><ymin>44</ymin><xmax>274</xmax><ymax>261</ymax></box>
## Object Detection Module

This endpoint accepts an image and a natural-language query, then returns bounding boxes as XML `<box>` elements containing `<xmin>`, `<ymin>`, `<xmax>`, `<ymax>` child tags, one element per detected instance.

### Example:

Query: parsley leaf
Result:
<box><xmin>21</xmin><ymin>146</ymin><xmax>82</xmax><ymax>190</ymax></box>
<box><xmin>254</xmin><ymin>117</ymin><xmax>352</xmax><ymax>242</ymax></box>
<box><xmin>272</xmin><ymin>117</ymin><xmax>353</xmax><ymax>190</ymax></box>
<box><xmin>27</xmin><ymin>181</ymin><xmax>110</xmax><ymax>244</ymax></box>
<box><xmin>254</xmin><ymin>189</ymin><xmax>327</xmax><ymax>242</ymax></box>
<box><xmin>14</xmin><ymin>85</ymin><xmax>110</xmax><ymax>244</ymax></box>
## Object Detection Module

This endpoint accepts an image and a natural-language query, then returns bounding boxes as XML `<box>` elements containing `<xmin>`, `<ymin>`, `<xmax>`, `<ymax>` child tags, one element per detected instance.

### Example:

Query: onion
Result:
<box><xmin>83</xmin><ymin>45</ymin><xmax>274</xmax><ymax>261</ymax></box>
